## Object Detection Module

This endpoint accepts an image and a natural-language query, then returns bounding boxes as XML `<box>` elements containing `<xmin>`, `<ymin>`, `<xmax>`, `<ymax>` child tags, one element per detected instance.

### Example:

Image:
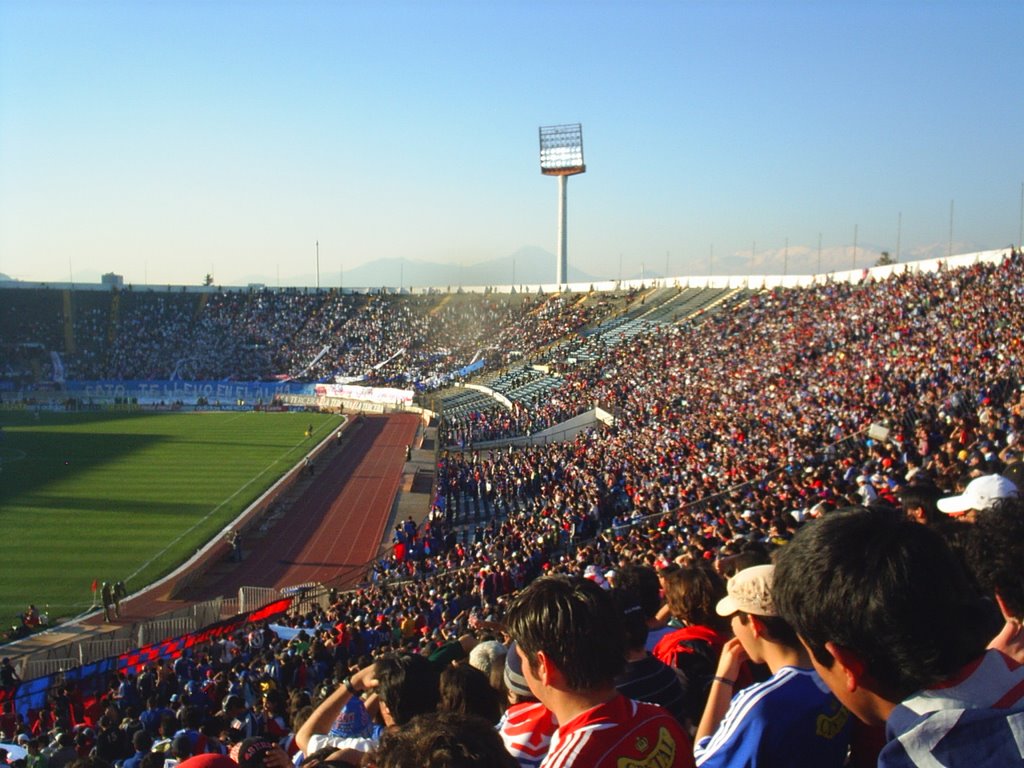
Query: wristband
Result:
<box><xmin>344</xmin><ymin>677</ymin><xmax>360</xmax><ymax>695</ymax></box>
<box><xmin>712</xmin><ymin>676</ymin><xmax>736</xmax><ymax>687</ymax></box>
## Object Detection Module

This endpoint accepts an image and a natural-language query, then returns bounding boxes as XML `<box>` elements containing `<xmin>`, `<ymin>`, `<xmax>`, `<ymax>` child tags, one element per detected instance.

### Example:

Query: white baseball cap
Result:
<box><xmin>936</xmin><ymin>474</ymin><xmax>1018</xmax><ymax>515</ymax></box>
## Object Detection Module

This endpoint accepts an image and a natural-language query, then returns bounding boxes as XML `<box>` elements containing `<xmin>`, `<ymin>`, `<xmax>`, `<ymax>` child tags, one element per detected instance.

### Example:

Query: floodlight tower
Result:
<box><xmin>539</xmin><ymin>124</ymin><xmax>586</xmax><ymax>286</ymax></box>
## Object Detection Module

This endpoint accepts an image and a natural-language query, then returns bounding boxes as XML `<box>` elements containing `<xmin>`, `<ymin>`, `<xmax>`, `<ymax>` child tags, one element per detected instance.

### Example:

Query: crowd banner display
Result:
<box><xmin>313</xmin><ymin>383</ymin><xmax>414</xmax><ymax>406</ymax></box>
<box><xmin>63</xmin><ymin>379</ymin><xmax>317</xmax><ymax>404</ymax></box>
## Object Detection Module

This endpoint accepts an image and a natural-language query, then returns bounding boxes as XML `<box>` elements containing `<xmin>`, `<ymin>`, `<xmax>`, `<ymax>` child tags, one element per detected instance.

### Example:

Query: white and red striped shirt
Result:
<box><xmin>540</xmin><ymin>694</ymin><xmax>694</xmax><ymax>768</ymax></box>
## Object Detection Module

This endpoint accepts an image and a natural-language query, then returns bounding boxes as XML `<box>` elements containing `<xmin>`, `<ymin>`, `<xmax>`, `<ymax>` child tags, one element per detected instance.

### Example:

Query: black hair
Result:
<box><xmin>773</xmin><ymin>506</ymin><xmax>990</xmax><ymax>700</ymax></box>
<box><xmin>374</xmin><ymin>653</ymin><xmax>441</xmax><ymax>727</ymax></box>
<box><xmin>610</xmin><ymin>589</ymin><xmax>649</xmax><ymax>651</ymax></box>
<box><xmin>439</xmin><ymin>664</ymin><xmax>503</xmax><ymax>725</ymax></box>
<box><xmin>897</xmin><ymin>484</ymin><xmax>943</xmax><ymax>525</ymax></box>
<box><xmin>966</xmin><ymin>498</ymin><xmax>1024</xmax><ymax>618</ymax></box>
<box><xmin>612</xmin><ymin>565</ymin><xmax>662</xmax><ymax>620</ymax></box>
<box><xmin>370</xmin><ymin>711</ymin><xmax>518</xmax><ymax>768</ymax></box>
<box><xmin>506</xmin><ymin>575</ymin><xmax>625</xmax><ymax>691</ymax></box>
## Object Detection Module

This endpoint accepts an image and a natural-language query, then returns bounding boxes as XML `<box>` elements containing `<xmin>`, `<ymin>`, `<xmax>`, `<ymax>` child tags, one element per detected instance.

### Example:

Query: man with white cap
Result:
<box><xmin>693</xmin><ymin>564</ymin><xmax>851</xmax><ymax>768</ymax></box>
<box><xmin>936</xmin><ymin>473</ymin><xmax>1018</xmax><ymax>522</ymax></box>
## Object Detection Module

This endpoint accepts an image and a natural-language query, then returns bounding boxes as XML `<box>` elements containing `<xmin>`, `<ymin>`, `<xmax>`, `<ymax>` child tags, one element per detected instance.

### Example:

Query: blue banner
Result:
<box><xmin>454</xmin><ymin>359</ymin><xmax>485</xmax><ymax>378</ymax></box>
<box><xmin>62</xmin><ymin>379</ymin><xmax>317</xmax><ymax>404</ymax></box>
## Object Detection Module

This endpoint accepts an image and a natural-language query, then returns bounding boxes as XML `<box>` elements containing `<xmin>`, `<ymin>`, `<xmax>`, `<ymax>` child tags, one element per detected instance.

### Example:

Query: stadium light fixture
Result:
<box><xmin>539</xmin><ymin>124</ymin><xmax>586</xmax><ymax>286</ymax></box>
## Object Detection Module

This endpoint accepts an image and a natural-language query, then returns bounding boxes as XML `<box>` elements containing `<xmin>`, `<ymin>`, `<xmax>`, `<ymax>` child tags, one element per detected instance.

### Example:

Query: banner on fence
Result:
<box><xmin>313</xmin><ymin>383</ymin><xmax>413</xmax><ymax>406</ymax></box>
<box><xmin>63</xmin><ymin>379</ymin><xmax>317</xmax><ymax>404</ymax></box>
<box><xmin>2</xmin><ymin>597</ymin><xmax>294</xmax><ymax>719</ymax></box>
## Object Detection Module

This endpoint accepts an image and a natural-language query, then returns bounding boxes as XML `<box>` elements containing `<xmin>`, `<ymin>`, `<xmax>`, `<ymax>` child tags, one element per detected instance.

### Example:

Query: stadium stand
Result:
<box><xmin>3</xmin><ymin>249</ymin><xmax>1024</xmax><ymax>766</ymax></box>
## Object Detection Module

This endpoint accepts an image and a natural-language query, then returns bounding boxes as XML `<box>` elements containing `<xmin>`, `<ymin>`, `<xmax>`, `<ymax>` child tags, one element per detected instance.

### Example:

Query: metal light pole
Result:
<box><xmin>539</xmin><ymin>124</ymin><xmax>586</xmax><ymax>286</ymax></box>
<box><xmin>948</xmin><ymin>200</ymin><xmax>954</xmax><ymax>258</ymax></box>
<box><xmin>852</xmin><ymin>225</ymin><xmax>858</xmax><ymax>272</ymax></box>
<box><xmin>896</xmin><ymin>212</ymin><xmax>902</xmax><ymax>263</ymax></box>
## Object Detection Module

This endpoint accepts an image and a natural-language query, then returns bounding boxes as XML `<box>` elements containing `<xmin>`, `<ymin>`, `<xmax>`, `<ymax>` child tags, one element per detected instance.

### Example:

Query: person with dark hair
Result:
<box><xmin>505</xmin><ymin>575</ymin><xmax>694</xmax><ymax>768</ymax></box>
<box><xmin>1</xmin><ymin>658</ymin><xmax>21</xmax><ymax>691</ymax></box>
<box><xmin>25</xmin><ymin>738</ymin><xmax>47</xmax><ymax>768</ymax></box>
<box><xmin>219</xmin><ymin>696</ymin><xmax>258</xmax><ymax>743</ymax></box>
<box><xmin>94</xmin><ymin>716</ymin><xmax>128</xmax><ymax>765</ymax></box>
<box><xmin>611</xmin><ymin>565</ymin><xmax>673</xmax><ymax>651</ymax></box>
<box><xmin>120</xmin><ymin>731</ymin><xmax>152</xmax><ymax>768</ymax></box>
<box><xmin>438</xmin><ymin>664</ymin><xmax>502</xmax><ymax>726</ymax></box>
<box><xmin>366</xmin><ymin>711</ymin><xmax>518</xmax><ymax>768</ymax></box>
<box><xmin>652</xmin><ymin>564</ymin><xmax>732</xmax><ymax>728</ymax></box>
<box><xmin>773</xmin><ymin>506</ymin><xmax>1024</xmax><ymax>767</ymax></box>
<box><xmin>295</xmin><ymin>654</ymin><xmax>439</xmax><ymax>763</ymax></box>
<box><xmin>47</xmin><ymin>732</ymin><xmax>77</xmax><ymax>768</ymax></box>
<box><xmin>169</xmin><ymin>733</ymin><xmax>193</xmax><ymax>767</ymax></box>
<box><xmin>694</xmin><ymin>565</ymin><xmax>851</xmax><ymax>767</ymax></box>
<box><xmin>171</xmin><ymin>708</ymin><xmax>210</xmax><ymax>757</ymax></box>
<box><xmin>894</xmin><ymin>481</ymin><xmax>943</xmax><ymax>526</ymax></box>
<box><xmin>965</xmin><ymin>498</ymin><xmax>1024</xmax><ymax>663</ymax></box>
<box><xmin>610</xmin><ymin>589</ymin><xmax>688</xmax><ymax>726</ymax></box>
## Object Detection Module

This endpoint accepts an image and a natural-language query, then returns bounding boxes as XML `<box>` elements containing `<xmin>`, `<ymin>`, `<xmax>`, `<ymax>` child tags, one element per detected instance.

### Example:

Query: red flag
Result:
<box><xmin>91</xmin><ymin>579</ymin><xmax>98</xmax><ymax>592</ymax></box>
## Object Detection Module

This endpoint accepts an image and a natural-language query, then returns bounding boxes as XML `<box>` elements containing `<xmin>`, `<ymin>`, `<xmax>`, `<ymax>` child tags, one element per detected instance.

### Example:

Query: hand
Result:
<box><xmin>262</xmin><ymin>747</ymin><xmax>291</xmax><ymax>768</ymax></box>
<box><xmin>349</xmin><ymin>662</ymin><xmax>379</xmax><ymax>693</ymax></box>
<box><xmin>716</xmin><ymin>637</ymin><xmax>749</xmax><ymax>679</ymax></box>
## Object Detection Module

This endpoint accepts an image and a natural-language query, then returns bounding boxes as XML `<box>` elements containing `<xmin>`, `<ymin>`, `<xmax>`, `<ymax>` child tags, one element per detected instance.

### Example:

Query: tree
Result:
<box><xmin>875</xmin><ymin>251</ymin><xmax>895</xmax><ymax>266</ymax></box>
<box><xmin>203</xmin><ymin>273</ymin><xmax>214</xmax><ymax>286</ymax></box>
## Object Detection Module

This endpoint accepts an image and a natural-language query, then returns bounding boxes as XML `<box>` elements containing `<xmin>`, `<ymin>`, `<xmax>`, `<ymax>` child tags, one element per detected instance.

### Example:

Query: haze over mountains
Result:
<box><xmin>1</xmin><ymin>241</ymin><xmax>985</xmax><ymax>289</ymax></box>
<box><xmin>232</xmin><ymin>239</ymin><xmax>985</xmax><ymax>288</ymax></box>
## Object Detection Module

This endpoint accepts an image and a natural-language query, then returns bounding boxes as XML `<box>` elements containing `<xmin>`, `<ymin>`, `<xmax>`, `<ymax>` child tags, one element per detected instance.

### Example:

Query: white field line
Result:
<box><xmin>3</xmin><ymin>418</ymin><xmax>343</xmax><ymax>646</ymax></box>
<box><xmin>124</xmin><ymin>421</ymin><xmax>337</xmax><ymax>585</ymax></box>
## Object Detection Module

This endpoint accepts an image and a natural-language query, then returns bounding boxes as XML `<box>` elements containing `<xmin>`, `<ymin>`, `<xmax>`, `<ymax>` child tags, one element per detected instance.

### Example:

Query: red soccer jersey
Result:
<box><xmin>541</xmin><ymin>694</ymin><xmax>695</xmax><ymax>768</ymax></box>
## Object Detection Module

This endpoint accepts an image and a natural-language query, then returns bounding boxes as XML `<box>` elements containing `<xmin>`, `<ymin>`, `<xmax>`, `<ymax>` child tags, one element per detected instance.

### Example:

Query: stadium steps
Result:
<box><xmin>675</xmin><ymin>286</ymin><xmax>751</xmax><ymax>324</ymax></box>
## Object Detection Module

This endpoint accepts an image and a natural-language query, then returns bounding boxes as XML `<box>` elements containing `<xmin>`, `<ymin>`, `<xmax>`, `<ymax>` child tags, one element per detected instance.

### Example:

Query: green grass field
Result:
<box><xmin>0</xmin><ymin>410</ymin><xmax>343</xmax><ymax>626</ymax></box>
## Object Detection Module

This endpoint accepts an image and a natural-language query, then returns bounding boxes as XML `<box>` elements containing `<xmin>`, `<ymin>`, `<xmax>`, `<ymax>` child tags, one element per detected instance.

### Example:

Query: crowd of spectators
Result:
<box><xmin>438</xmin><ymin>398</ymin><xmax>583</xmax><ymax>447</ymax></box>
<box><xmin>0</xmin><ymin>289</ymin><xmax>611</xmax><ymax>393</ymax></box>
<box><xmin>4</xmin><ymin>250</ymin><xmax>1024</xmax><ymax>766</ymax></box>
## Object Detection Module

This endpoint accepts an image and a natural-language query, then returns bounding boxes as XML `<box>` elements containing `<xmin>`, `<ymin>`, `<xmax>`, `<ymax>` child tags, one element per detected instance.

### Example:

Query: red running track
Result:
<box><xmin>93</xmin><ymin>412</ymin><xmax>420</xmax><ymax>625</ymax></box>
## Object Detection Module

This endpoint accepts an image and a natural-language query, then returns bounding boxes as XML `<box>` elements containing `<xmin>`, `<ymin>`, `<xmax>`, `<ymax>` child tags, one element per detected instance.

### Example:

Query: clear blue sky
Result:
<box><xmin>1</xmin><ymin>0</ymin><xmax>1021</xmax><ymax>286</ymax></box>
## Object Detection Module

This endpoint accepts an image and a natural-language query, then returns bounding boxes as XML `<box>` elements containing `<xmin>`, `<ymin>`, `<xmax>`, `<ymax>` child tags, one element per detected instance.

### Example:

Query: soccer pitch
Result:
<box><xmin>0</xmin><ymin>410</ymin><xmax>343</xmax><ymax>625</ymax></box>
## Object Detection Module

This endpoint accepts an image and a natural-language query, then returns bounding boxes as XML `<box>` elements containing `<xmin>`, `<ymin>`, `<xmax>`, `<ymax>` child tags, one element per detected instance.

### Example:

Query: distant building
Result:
<box><xmin>101</xmin><ymin>272</ymin><xmax>124</xmax><ymax>287</ymax></box>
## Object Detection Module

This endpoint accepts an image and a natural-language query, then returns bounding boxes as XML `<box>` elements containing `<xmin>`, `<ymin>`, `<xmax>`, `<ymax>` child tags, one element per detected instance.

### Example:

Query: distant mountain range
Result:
<box><xmin>1</xmin><ymin>240</ymin><xmax>992</xmax><ymax>290</ymax></box>
<box><xmin>221</xmin><ymin>240</ymin><xmax>990</xmax><ymax>288</ymax></box>
<box><xmin>236</xmin><ymin>246</ymin><xmax>611</xmax><ymax>289</ymax></box>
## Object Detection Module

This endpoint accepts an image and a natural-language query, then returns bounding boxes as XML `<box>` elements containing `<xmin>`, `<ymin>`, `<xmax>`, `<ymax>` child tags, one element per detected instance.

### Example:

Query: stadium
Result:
<box><xmin>4</xmin><ymin>0</ymin><xmax>1024</xmax><ymax>762</ymax></box>
<box><xmin>2</xmin><ymin>243</ymin><xmax>1024</xmax><ymax>766</ymax></box>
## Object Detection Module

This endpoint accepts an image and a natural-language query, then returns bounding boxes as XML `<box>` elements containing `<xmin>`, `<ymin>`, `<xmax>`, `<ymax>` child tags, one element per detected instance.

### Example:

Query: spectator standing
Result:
<box><xmin>506</xmin><ymin>575</ymin><xmax>695</xmax><ymax>768</ymax></box>
<box><xmin>694</xmin><ymin>565</ymin><xmax>851</xmax><ymax>767</ymax></box>
<box><xmin>773</xmin><ymin>507</ymin><xmax>1024</xmax><ymax>768</ymax></box>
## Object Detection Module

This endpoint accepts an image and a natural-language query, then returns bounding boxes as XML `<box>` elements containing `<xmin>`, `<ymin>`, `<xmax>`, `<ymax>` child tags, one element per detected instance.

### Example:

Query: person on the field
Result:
<box><xmin>101</xmin><ymin>582</ymin><xmax>115</xmax><ymax>623</ymax></box>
